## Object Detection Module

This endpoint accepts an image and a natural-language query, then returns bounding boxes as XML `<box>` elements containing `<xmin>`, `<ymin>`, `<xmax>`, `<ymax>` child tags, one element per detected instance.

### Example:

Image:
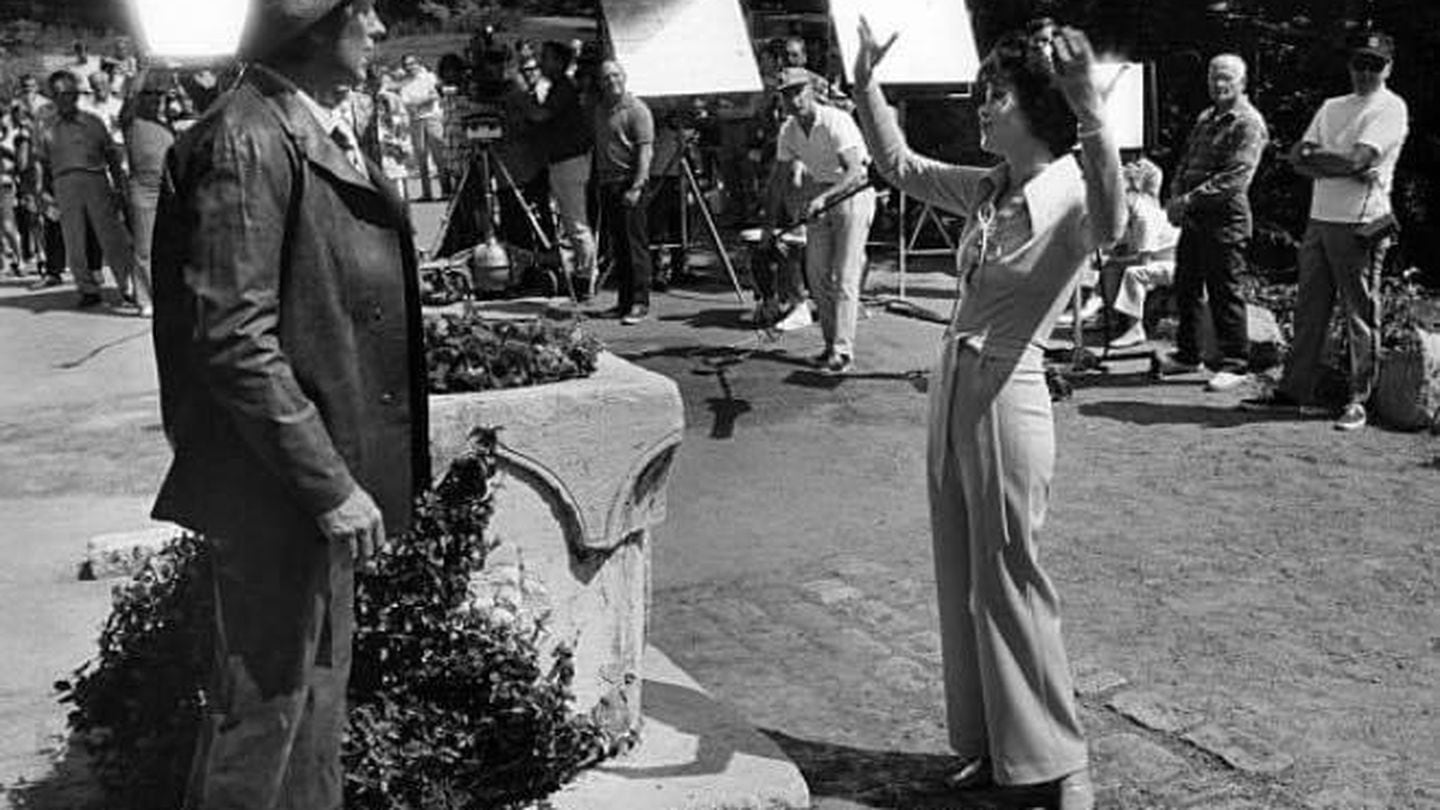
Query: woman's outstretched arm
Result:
<box><xmin>851</xmin><ymin>16</ymin><xmax>985</xmax><ymax>215</ymax></box>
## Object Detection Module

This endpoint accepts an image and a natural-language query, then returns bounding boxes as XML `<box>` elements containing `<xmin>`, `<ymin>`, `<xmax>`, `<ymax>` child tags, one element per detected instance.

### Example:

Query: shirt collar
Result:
<box><xmin>978</xmin><ymin>155</ymin><xmax>1081</xmax><ymax>236</ymax></box>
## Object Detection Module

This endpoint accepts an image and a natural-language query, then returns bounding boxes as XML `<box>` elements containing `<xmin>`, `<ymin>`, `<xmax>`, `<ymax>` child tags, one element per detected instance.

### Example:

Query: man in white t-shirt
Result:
<box><xmin>397</xmin><ymin>53</ymin><xmax>451</xmax><ymax>199</ymax></box>
<box><xmin>767</xmin><ymin>67</ymin><xmax>875</xmax><ymax>374</ymax></box>
<box><xmin>1242</xmin><ymin>31</ymin><xmax>1409</xmax><ymax>431</ymax></box>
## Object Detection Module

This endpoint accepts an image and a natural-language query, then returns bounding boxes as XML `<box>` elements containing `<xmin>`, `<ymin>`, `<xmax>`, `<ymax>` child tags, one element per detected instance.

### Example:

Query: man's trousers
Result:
<box><xmin>926</xmin><ymin>338</ymin><xmax>1089</xmax><ymax>786</ymax></box>
<box><xmin>184</xmin><ymin>534</ymin><xmax>353</xmax><ymax>810</ymax></box>
<box><xmin>597</xmin><ymin>182</ymin><xmax>652</xmax><ymax>311</ymax></box>
<box><xmin>1173</xmin><ymin>227</ymin><xmax>1249</xmax><ymax>372</ymax></box>
<box><xmin>804</xmin><ymin>188</ymin><xmax>875</xmax><ymax>360</ymax></box>
<box><xmin>548</xmin><ymin>154</ymin><xmax>597</xmax><ymax>285</ymax></box>
<box><xmin>1280</xmin><ymin>220</ymin><xmax>1390</xmax><ymax>408</ymax></box>
<box><xmin>127</xmin><ymin>179</ymin><xmax>159</xmax><ymax>307</ymax></box>
<box><xmin>54</xmin><ymin>171</ymin><xmax>132</xmax><ymax>296</ymax></box>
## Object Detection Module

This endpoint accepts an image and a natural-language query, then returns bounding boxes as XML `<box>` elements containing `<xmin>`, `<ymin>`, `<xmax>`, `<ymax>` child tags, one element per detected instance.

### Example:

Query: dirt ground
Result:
<box><xmin>3</xmin><ymin>209</ymin><xmax>1439</xmax><ymax>808</ymax></box>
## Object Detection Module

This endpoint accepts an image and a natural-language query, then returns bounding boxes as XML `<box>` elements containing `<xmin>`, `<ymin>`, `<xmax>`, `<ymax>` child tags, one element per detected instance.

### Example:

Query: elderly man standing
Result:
<box><xmin>37</xmin><ymin>70</ymin><xmax>134</xmax><ymax>309</ymax></box>
<box><xmin>150</xmin><ymin>0</ymin><xmax>428</xmax><ymax>806</ymax></box>
<box><xmin>1155</xmin><ymin>53</ymin><xmax>1268</xmax><ymax>392</ymax></box>
<box><xmin>770</xmin><ymin>66</ymin><xmax>874</xmax><ymax>373</ymax></box>
<box><xmin>1242</xmin><ymin>32</ymin><xmax>1409</xmax><ymax>431</ymax></box>
<box><xmin>592</xmin><ymin>59</ymin><xmax>655</xmax><ymax>325</ymax></box>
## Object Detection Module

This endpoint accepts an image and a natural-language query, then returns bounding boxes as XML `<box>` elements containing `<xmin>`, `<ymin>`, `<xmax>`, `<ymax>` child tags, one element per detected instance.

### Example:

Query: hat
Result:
<box><xmin>1349</xmin><ymin>31</ymin><xmax>1395</xmax><ymax>62</ymax></box>
<box><xmin>238</xmin><ymin>0</ymin><xmax>349</xmax><ymax>60</ymax></box>
<box><xmin>776</xmin><ymin>66</ymin><xmax>814</xmax><ymax>91</ymax></box>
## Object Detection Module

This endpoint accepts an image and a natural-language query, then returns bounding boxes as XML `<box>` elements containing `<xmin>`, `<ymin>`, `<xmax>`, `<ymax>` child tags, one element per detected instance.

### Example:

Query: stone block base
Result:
<box><xmin>544</xmin><ymin>646</ymin><xmax>810</xmax><ymax>810</ymax></box>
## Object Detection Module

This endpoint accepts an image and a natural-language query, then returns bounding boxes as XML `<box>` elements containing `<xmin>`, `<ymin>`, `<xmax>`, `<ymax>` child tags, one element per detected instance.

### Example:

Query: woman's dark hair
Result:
<box><xmin>976</xmin><ymin>31</ymin><xmax>1077</xmax><ymax>156</ymax></box>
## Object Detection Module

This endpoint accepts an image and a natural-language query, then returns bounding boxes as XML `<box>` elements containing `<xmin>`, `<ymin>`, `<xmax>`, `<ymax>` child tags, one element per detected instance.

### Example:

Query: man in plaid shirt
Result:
<box><xmin>1156</xmin><ymin>53</ymin><xmax>1268</xmax><ymax>392</ymax></box>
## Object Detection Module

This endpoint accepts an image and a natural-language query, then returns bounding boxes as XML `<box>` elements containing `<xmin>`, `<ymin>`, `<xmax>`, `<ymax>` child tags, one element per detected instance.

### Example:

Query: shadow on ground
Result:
<box><xmin>1077</xmin><ymin>399</ymin><xmax>1324</xmax><ymax>428</ymax></box>
<box><xmin>5</xmin><ymin>741</ymin><xmax>101</xmax><ymax>810</ymax></box>
<box><xmin>763</xmin><ymin>730</ymin><xmax>1062</xmax><ymax>809</ymax></box>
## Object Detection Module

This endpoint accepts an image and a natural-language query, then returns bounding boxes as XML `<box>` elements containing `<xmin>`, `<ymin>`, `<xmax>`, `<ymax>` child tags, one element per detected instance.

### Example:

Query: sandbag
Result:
<box><xmin>1374</xmin><ymin>327</ymin><xmax>1440</xmax><ymax>431</ymax></box>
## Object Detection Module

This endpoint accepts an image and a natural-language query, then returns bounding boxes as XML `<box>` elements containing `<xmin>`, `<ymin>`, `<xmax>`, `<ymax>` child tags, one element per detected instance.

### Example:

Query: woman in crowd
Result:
<box><xmin>851</xmin><ymin>18</ymin><xmax>1124</xmax><ymax>809</ymax></box>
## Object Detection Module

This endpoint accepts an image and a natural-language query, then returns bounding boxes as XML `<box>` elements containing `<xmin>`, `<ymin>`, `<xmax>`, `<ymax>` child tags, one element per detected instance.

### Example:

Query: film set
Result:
<box><xmin>1</xmin><ymin>1</ymin><xmax>1439</xmax><ymax>809</ymax></box>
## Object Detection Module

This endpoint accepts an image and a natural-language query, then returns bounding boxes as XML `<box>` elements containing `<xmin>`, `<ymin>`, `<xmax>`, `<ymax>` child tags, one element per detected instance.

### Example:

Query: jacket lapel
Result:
<box><xmin>247</xmin><ymin>65</ymin><xmax>377</xmax><ymax>194</ymax></box>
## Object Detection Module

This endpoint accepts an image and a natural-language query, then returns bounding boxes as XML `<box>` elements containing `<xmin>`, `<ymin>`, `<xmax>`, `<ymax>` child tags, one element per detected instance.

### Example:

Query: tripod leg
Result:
<box><xmin>681</xmin><ymin>156</ymin><xmax>745</xmax><ymax>303</ymax></box>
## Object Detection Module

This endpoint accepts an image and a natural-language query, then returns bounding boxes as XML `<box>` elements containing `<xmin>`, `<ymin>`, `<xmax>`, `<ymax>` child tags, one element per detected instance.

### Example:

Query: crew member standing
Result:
<box><xmin>1155</xmin><ymin>54</ymin><xmax>1268</xmax><ymax>392</ymax></box>
<box><xmin>592</xmin><ymin>59</ymin><xmax>655</xmax><ymax>325</ymax></box>
<box><xmin>772</xmin><ymin>66</ymin><xmax>875</xmax><ymax>373</ymax></box>
<box><xmin>37</xmin><ymin>70</ymin><xmax>134</xmax><ymax>308</ymax></box>
<box><xmin>1242</xmin><ymin>32</ymin><xmax>1409</xmax><ymax>431</ymax></box>
<box><xmin>534</xmin><ymin>40</ymin><xmax>597</xmax><ymax>300</ymax></box>
<box><xmin>151</xmin><ymin>0</ymin><xmax>429</xmax><ymax>805</ymax></box>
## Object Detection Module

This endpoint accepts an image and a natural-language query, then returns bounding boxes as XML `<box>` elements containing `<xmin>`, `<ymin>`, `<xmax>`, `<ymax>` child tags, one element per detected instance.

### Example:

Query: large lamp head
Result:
<box><xmin>129</xmin><ymin>0</ymin><xmax>249</xmax><ymax>59</ymax></box>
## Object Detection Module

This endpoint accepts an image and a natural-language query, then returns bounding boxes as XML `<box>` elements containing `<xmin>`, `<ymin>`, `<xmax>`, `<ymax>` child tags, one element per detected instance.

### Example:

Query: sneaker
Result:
<box><xmin>1205</xmin><ymin>370</ymin><xmax>1249</xmax><ymax>392</ymax></box>
<box><xmin>811</xmin><ymin>347</ymin><xmax>834</xmax><ymax>368</ymax></box>
<box><xmin>1334</xmin><ymin>403</ymin><xmax>1367</xmax><ymax>431</ymax></box>
<box><xmin>594</xmin><ymin>304</ymin><xmax>626</xmax><ymax>319</ymax></box>
<box><xmin>825</xmin><ymin>353</ymin><xmax>853</xmax><ymax>374</ymax></box>
<box><xmin>620</xmin><ymin>304</ymin><xmax>649</xmax><ymax>326</ymax></box>
<box><xmin>30</xmin><ymin>275</ymin><xmax>63</xmax><ymax>291</ymax></box>
<box><xmin>1107</xmin><ymin>323</ymin><xmax>1147</xmax><ymax>349</ymax></box>
<box><xmin>1151</xmin><ymin>353</ymin><xmax>1202</xmax><ymax>377</ymax></box>
<box><xmin>76</xmin><ymin>292</ymin><xmax>103</xmax><ymax>309</ymax></box>
<box><xmin>773</xmin><ymin>302</ymin><xmax>813</xmax><ymax>331</ymax></box>
<box><xmin>137</xmin><ymin>303</ymin><xmax>154</xmax><ymax>318</ymax></box>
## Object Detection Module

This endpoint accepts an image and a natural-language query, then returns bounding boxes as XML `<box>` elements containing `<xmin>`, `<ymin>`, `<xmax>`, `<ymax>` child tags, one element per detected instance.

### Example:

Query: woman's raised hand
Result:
<box><xmin>854</xmin><ymin>15</ymin><xmax>899</xmax><ymax>88</ymax></box>
<box><xmin>1046</xmin><ymin>26</ymin><xmax>1105</xmax><ymax>124</ymax></box>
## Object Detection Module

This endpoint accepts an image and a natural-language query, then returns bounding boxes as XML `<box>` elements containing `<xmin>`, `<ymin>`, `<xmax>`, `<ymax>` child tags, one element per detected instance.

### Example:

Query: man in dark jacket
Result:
<box><xmin>150</xmin><ymin>0</ymin><xmax>428</xmax><ymax>806</ymax></box>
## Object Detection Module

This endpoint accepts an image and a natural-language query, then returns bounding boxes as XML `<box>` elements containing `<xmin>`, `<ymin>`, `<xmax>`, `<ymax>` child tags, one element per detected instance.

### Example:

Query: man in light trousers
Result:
<box><xmin>772</xmin><ymin>67</ymin><xmax>875</xmax><ymax>374</ymax></box>
<box><xmin>39</xmin><ymin>70</ymin><xmax>134</xmax><ymax>309</ymax></box>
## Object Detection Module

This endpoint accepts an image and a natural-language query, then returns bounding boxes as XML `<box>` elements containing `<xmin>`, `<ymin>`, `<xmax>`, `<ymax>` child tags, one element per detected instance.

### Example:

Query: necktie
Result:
<box><xmin>330</xmin><ymin>125</ymin><xmax>366</xmax><ymax>174</ymax></box>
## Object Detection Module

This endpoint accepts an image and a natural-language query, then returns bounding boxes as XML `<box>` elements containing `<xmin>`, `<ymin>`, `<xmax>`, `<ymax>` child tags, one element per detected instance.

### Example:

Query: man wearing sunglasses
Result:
<box><xmin>1242</xmin><ymin>32</ymin><xmax>1409</xmax><ymax>432</ymax></box>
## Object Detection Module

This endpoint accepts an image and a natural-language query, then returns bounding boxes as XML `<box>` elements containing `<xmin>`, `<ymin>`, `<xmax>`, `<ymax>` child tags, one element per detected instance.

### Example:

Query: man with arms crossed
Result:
<box><xmin>1242</xmin><ymin>32</ymin><xmax>1408</xmax><ymax>431</ymax></box>
<box><xmin>151</xmin><ymin>1</ymin><xmax>429</xmax><ymax>806</ymax></box>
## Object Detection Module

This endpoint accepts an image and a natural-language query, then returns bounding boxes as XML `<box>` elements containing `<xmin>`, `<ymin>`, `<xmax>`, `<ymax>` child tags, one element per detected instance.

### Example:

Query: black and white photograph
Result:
<box><xmin>0</xmin><ymin>0</ymin><xmax>1437</xmax><ymax>808</ymax></box>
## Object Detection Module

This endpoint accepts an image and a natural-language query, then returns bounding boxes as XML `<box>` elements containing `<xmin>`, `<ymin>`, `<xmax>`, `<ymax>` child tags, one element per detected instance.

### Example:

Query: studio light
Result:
<box><xmin>129</xmin><ymin>0</ymin><xmax>248</xmax><ymax>59</ymax></box>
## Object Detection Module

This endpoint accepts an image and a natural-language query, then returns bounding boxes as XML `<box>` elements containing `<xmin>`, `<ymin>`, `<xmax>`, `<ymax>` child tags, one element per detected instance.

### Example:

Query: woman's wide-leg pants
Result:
<box><xmin>926</xmin><ymin>339</ymin><xmax>1088</xmax><ymax>786</ymax></box>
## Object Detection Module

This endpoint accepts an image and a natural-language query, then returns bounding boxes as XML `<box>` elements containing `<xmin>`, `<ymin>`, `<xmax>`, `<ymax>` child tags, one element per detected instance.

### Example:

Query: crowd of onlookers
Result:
<box><xmin>0</xmin><ymin>35</ymin><xmax>473</xmax><ymax>314</ymax></box>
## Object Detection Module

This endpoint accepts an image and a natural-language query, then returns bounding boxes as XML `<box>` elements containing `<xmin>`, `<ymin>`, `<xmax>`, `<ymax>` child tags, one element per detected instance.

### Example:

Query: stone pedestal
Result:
<box><xmin>429</xmin><ymin>351</ymin><xmax>684</xmax><ymax>739</ymax></box>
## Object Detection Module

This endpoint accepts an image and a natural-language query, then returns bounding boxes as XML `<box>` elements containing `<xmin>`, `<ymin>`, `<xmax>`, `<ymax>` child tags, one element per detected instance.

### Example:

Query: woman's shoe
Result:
<box><xmin>1056</xmin><ymin>768</ymin><xmax>1095</xmax><ymax>810</ymax></box>
<box><xmin>943</xmin><ymin>755</ymin><xmax>994</xmax><ymax>790</ymax></box>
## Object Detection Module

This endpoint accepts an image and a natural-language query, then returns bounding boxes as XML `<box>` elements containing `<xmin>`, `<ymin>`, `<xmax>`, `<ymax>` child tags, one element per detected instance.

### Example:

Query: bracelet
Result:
<box><xmin>1077</xmin><ymin>121</ymin><xmax>1106</xmax><ymax>140</ymax></box>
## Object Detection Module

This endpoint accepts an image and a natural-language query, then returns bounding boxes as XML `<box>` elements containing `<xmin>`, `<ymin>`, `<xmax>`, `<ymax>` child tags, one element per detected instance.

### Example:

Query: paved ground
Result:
<box><xmin>2</xmin><ymin>202</ymin><xmax>1438</xmax><ymax>808</ymax></box>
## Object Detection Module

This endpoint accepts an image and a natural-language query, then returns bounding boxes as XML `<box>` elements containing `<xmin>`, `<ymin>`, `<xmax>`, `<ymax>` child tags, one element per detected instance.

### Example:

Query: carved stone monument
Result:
<box><xmin>429</xmin><ymin>351</ymin><xmax>684</xmax><ymax>741</ymax></box>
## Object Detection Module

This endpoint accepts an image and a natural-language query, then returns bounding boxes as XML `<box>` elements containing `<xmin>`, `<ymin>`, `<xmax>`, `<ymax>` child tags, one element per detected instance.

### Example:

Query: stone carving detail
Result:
<box><xmin>429</xmin><ymin>352</ymin><xmax>684</xmax><ymax>742</ymax></box>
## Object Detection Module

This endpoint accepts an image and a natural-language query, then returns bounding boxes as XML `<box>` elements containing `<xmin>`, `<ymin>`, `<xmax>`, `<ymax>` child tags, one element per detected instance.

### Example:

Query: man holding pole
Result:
<box><xmin>769</xmin><ymin>66</ymin><xmax>875</xmax><ymax>373</ymax></box>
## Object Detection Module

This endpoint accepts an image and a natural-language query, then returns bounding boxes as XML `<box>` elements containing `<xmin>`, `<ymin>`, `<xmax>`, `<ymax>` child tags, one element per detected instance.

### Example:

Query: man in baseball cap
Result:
<box><xmin>154</xmin><ymin>0</ymin><xmax>431</xmax><ymax>807</ymax></box>
<box><xmin>1242</xmin><ymin>29</ymin><xmax>1408</xmax><ymax>430</ymax></box>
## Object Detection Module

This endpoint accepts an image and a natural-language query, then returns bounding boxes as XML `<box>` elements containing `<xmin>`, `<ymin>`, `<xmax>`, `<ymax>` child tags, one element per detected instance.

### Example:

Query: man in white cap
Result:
<box><xmin>767</xmin><ymin>66</ymin><xmax>875</xmax><ymax>373</ymax></box>
<box><xmin>150</xmin><ymin>1</ymin><xmax>429</xmax><ymax>806</ymax></box>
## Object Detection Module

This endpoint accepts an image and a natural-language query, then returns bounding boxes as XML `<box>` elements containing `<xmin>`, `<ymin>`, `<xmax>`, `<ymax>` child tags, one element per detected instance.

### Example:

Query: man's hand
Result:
<box><xmin>1164</xmin><ymin>195</ymin><xmax>1187</xmax><ymax>227</ymax></box>
<box><xmin>855</xmin><ymin>16</ymin><xmax>899</xmax><ymax>88</ymax></box>
<box><xmin>317</xmin><ymin>486</ymin><xmax>385</xmax><ymax>564</ymax></box>
<box><xmin>623</xmin><ymin>186</ymin><xmax>643</xmax><ymax>207</ymax></box>
<box><xmin>805</xmin><ymin>194</ymin><xmax>828</xmax><ymax>221</ymax></box>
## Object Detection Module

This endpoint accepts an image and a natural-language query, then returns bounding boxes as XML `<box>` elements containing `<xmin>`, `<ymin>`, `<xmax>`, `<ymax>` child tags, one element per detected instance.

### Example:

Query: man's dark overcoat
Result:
<box><xmin>151</xmin><ymin>64</ymin><xmax>429</xmax><ymax>695</ymax></box>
